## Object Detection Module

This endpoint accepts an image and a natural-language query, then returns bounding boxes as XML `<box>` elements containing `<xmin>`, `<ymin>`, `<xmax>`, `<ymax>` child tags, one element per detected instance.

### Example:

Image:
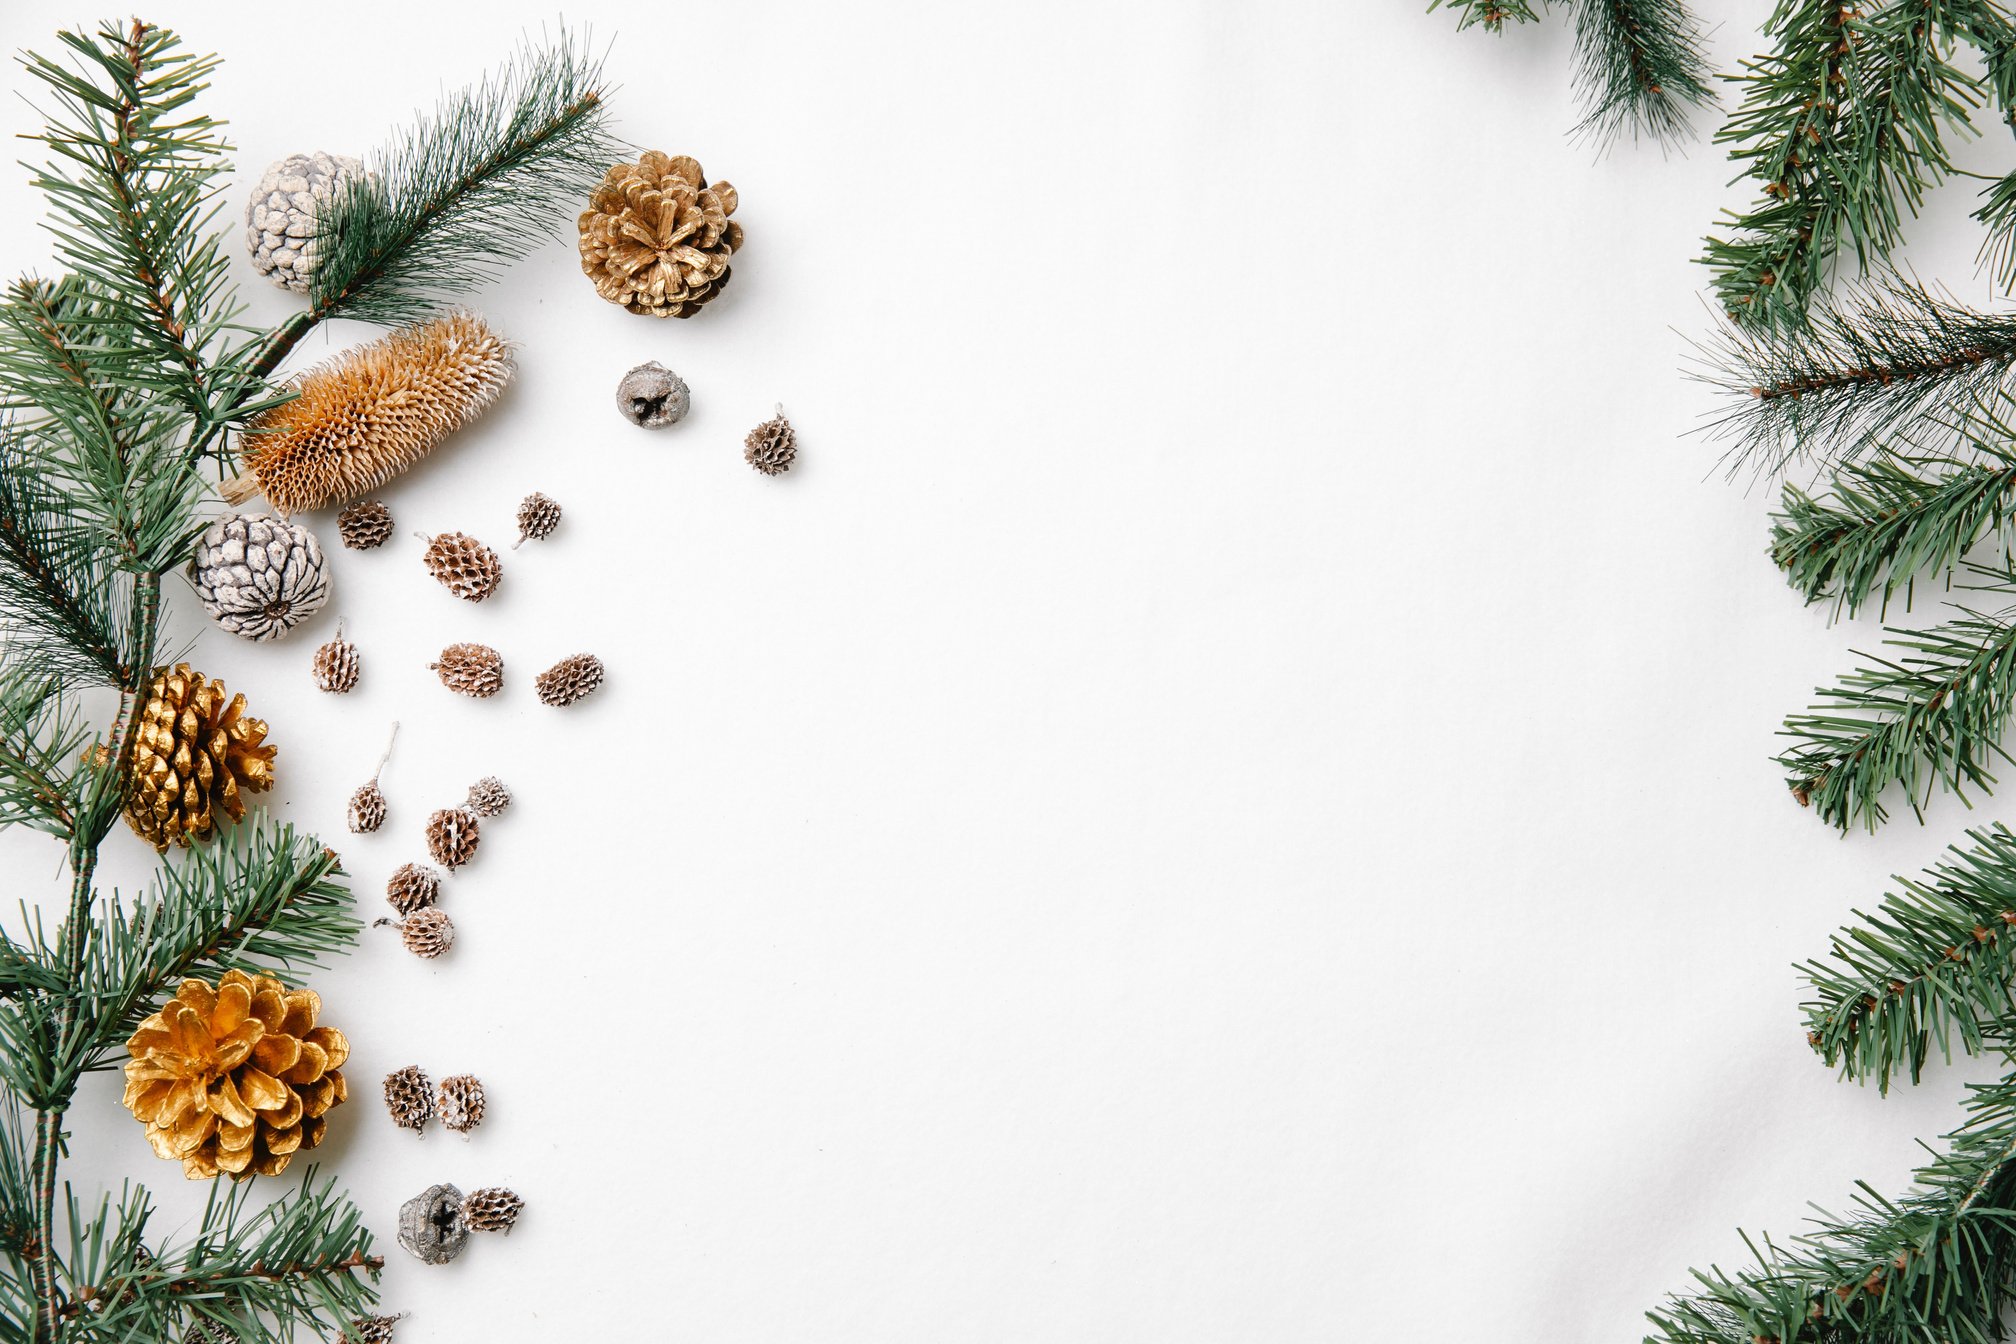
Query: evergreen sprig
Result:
<box><xmin>307</xmin><ymin>30</ymin><xmax>620</xmax><ymax>328</ymax></box>
<box><xmin>1647</xmin><ymin>1063</ymin><xmax>2016</xmax><ymax>1344</ymax></box>
<box><xmin>1706</xmin><ymin>2</ymin><xmax>2016</xmax><ymax>333</ymax></box>
<box><xmin>1802</xmin><ymin>825</ymin><xmax>2016</xmax><ymax>1089</ymax></box>
<box><xmin>1770</xmin><ymin>444</ymin><xmax>2016</xmax><ymax>614</ymax></box>
<box><xmin>1702</xmin><ymin>281</ymin><xmax>2016</xmax><ymax>479</ymax></box>
<box><xmin>1429</xmin><ymin>0</ymin><xmax>1714</xmax><ymax>142</ymax></box>
<box><xmin>1779</xmin><ymin>580</ymin><xmax>2016</xmax><ymax>831</ymax></box>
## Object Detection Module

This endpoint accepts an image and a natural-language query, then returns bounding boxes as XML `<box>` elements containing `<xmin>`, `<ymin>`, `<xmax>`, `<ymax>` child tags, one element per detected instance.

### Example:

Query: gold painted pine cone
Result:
<box><xmin>123</xmin><ymin>664</ymin><xmax>277</xmax><ymax>851</ymax></box>
<box><xmin>122</xmin><ymin>969</ymin><xmax>350</xmax><ymax>1180</ymax></box>
<box><xmin>578</xmin><ymin>152</ymin><xmax>743</xmax><ymax>318</ymax></box>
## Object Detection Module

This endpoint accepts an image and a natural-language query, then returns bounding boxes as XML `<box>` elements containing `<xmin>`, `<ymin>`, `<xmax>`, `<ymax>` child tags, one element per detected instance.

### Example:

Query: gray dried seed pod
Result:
<box><xmin>464</xmin><ymin>776</ymin><xmax>511</xmax><ymax>818</ymax></box>
<box><xmin>436</xmin><ymin>1074</ymin><xmax>486</xmax><ymax>1134</ymax></box>
<box><xmin>245</xmin><ymin>151</ymin><xmax>363</xmax><ymax>294</ymax></box>
<box><xmin>189</xmin><ymin>513</ymin><xmax>331</xmax><ymax>641</ymax></box>
<box><xmin>382</xmin><ymin>1064</ymin><xmax>433</xmax><ymax>1134</ymax></box>
<box><xmin>460</xmin><ymin>1187</ymin><xmax>524</xmax><ymax>1233</ymax></box>
<box><xmin>426</xmin><ymin>807</ymin><xmax>481</xmax><ymax>869</ymax></box>
<box><xmin>513</xmin><ymin>492</ymin><xmax>561</xmax><ymax>548</ymax></box>
<box><xmin>385</xmin><ymin>862</ymin><xmax>443</xmax><ymax>914</ymax></box>
<box><xmin>616</xmin><ymin>361</ymin><xmax>689</xmax><ymax>428</ymax></box>
<box><xmin>430</xmin><ymin>642</ymin><xmax>503</xmax><ymax>698</ymax></box>
<box><xmin>346</xmin><ymin>783</ymin><xmax>386</xmax><ymax>834</ymax></box>
<box><xmin>744</xmin><ymin>407</ymin><xmax>796</xmax><ymax>476</ymax></box>
<box><xmin>397</xmin><ymin>1183</ymin><xmax>468</xmax><ymax>1264</ymax></box>
<box><xmin>338</xmin><ymin>499</ymin><xmax>394</xmax><ymax>550</ymax></box>
<box><xmin>535</xmin><ymin>653</ymin><xmax>605</xmax><ymax>707</ymax></box>
<box><xmin>379</xmin><ymin>907</ymin><xmax>454</xmax><ymax>959</ymax></box>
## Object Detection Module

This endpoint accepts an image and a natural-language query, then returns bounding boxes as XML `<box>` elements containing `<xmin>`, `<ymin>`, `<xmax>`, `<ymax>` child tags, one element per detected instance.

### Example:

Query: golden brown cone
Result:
<box><xmin>123</xmin><ymin>664</ymin><xmax>276</xmax><ymax>851</ymax></box>
<box><xmin>578</xmin><ymin>152</ymin><xmax>743</xmax><ymax>317</ymax></box>
<box><xmin>225</xmin><ymin>312</ymin><xmax>513</xmax><ymax>516</ymax></box>
<box><xmin>122</xmin><ymin>969</ymin><xmax>350</xmax><ymax>1180</ymax></box>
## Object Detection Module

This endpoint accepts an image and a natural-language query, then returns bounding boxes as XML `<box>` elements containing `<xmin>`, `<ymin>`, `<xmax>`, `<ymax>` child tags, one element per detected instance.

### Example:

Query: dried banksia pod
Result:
<box><xmin>338</xmin><ymin>499</ymin><xmax>394</xmax><ymax>550</ymax></box>
<box><xmin>383</xmin><ymin>1064</ymin><xmax>434</xmax><ymax>1135</ymax></box>
<box><xmin>535</xmin><ymin>653</ymin><xmax>605</xmax><ymax>707</ymax></box>
<box><xmin>379</xmin><ymin>908</ymin><xmax>455</xmax><ymax>959</ymax></box>
<box><xmin>426</xmin><ymin>807</ymin><xmax>481</xmax><ymax>869</ymax></box>
<box><xmin>430</xmin><ymin>642</ymin><xmax>503</xmax><ymax>698</ymax></box>
<box><xmin>347</xmin><ymin>724</ymin><xmax>398</xmax><ymax>835</ymax></box>
<box><xmin>189</xmin><ymin>514</ymin><xmax>332</xmax><ymax>641</ymax></box>
<box><xmin>397</xmin><ymin>1183</ymin><xmax>468</xmax><ymax>1264</ymax></box>
<box><xmin>341</xmin><ymin>1315</ymin><xmax>405</xmax><ymax>1344</ymax></box>
<box><xmin>465</xmin><ymin>776</ymin><xmax>512</xmax><ymax>818</ymax></box>
<box><xmin>313</xmin><ymin>621</ymin><xmax>360</xmax><ymax>693</ymax></box>
<box><xmin>123</xmin><ymin>664</ymin><xmax>276</xmax><ymax>850</ymax></box>
<box><xmin>461</xmin><ymin>1187</ymin><xmax>524</xmax><ymax>1233</ymax></box>
<box><xmin>579</xmin><ymin>152</ymin><xmax>742</xmax><ymax>317</ymax></box>
<box><xmin>436</xmin><ymin>1074</ymin><xmax>486</xmax><ymax>1134</ymax></box>
<box><xmin>616</xmin><ymin>361</ymin><xmax>689</xmax><ymax>427</ymax></box>
<box><xmin>418</xmin><ymin>531</ymin><xmax>502</xmax><ymax>602</ymax></box>
<box><xmin>744</xmin><ymin>406</ymin><xmax>796</xmax><ymax>476</ymax></box>
<box><xmin>224</xmin><ymin>313</ymin><xmax>514</xmax><ymax>516</ymax></box>
<box><xmin>513</xmin><ymin>492</ymin><xmax>561</xmax><ymax>548</ymax></box>
<box><xmin>385</xmin><ymin>862</ymin><xmax>443</xmax><ymax>915</ymax></box>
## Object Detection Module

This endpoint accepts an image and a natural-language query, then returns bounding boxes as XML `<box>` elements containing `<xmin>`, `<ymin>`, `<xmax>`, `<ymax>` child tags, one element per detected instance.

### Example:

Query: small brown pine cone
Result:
<box><xmin>465</xmin><ymin>776</ymin><xmax>512</xmax><ymax>818</ymax></box>
<box><xmin>341</xmin><ymin>1315</ymin><xmax>404</xmax><ymax>1344</ymax></box>
<box><xmin>382</xmin><ymin>1065</ymin><xmax>433</xmax><ymax>1134</ymax></box>
<box><xmin>184</xmin><ymin>1322</ymin><xmax>237</xmax><ymax>1344</ymax></box>
<box><xmin>436</xmin><ymin>1074</ymin><xmax>486</xmax><ymax>1134</ymax></box>
<box><xmin>313</xmin><ymin>634</ymin><xmax>360</xmax><ymax>693</ymax></box>
<box><xmin>338</xmin><ymin>500</ymin><xmax>394</xmax><ymax>550</ymax></box>
<box><xmin>744</xmin><ymin>410</ymin><xmax>796</xmax><ymax>476</ymax></box>
<box><xmin>460</xmin><ymin>1187</ymin><xmax>524</xmax><ymax>1233</ymax></box>
<box><xmin>513</xmin><ymin>492</ymin><xmax>561</xmax><ymax>548</ymax></box>
<box><xmin>385</xmin><ymin>862</ymin><xmax>443</xmax><ymax>914</ymax></box>
<box><xmin>535</xmin><ymin>653</ymin><xmax>605</xmax><ymax>707</ymax></box>
<box><xmin>430</xmin><ymin>643</ymin><xmax>503</xmax><ymax>698</ymax></box>
<box><xmin>426</xmin><ymin>807</ymin><xmax>481</xmax><ymax>869</ymax></box>
<box><xmin>347</xmin><ymin>782</ymin><xmax>387</xmax><ymax>835</ymax></box>
<box><xmin>382</xmin><ymin>907</ymin><xmax>454</xmax><ymax>959</ymax></box>
<box><xmin>419</xmin><ymin>532</ymin><xmax>501</xmax><ymax>602</ymax></box>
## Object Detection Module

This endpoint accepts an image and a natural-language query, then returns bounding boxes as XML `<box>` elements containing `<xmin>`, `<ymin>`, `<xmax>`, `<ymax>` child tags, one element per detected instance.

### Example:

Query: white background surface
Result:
<box><xmin>1</xmin><ymin>0</ymin><xmax>2009</xmax><ymax>1339</ymax></box>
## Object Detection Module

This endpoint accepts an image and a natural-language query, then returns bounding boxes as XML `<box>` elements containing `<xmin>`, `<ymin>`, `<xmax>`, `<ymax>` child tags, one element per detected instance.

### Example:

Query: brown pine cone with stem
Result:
<box><xmin>382</xmin><ymin>1065</ymin><xmax>433</xmax><ymax>1134</ymax></box>
<box><xmin>123</xmin><ymin>664</ymin><xmax>277</xmax><ymax>851</ymax></box>
<box><xmin>535</xmin><ymin>653</ymin><xmax>604</xmax><ymax>707</ymax></box>
<box><xmin>385</xmin><ymin>862</ymin><xmax>443</xmax><ymax>914</ymax></box>
<box><xmin>578</xmin><ymin>152</ymin><xmax>742</xmax><ymax>317</ymax></box>
<box><xmin>430</xmin><ymin>642</ymin><xmax>503</xmax><ymax>698</ymax></box>
<box><xmin>744</xmin><ymin>406</ymin><xmax>797</xmax><ymax>476</ymax></box>
<box><xmin>461</xmin><ymin>1187</ymin><xmax>524</xmax><ymax>1233</ymax></box>
<box><xmin>436</xmin><ymin>1074</ymin><xmax>486</xmax><ymax>1134</ymax></box>
<box><xmin>338</xmin><ymin>500</ymin><xmax>394</xmax><ymax>550</ymax></box>
<box><xmin>418</xmin><ymin>531</ymin><xmax>501</xmax><ymax>602</ymax></box>
<box><xmin>346</xmin><ymin>724</ymin><xmax>398</xmax><ymax>835</ymax></box>
<box><xmin>312</xmin><ymin>622</ymin><xmax>360</xmax><ymax>693</ymax></box>
<box><xmin>465</xmin><ymin>776</ymin><xmax>511</xmax><ymax>818</ymax></box>
<box><xmin>379</xmin><ymin>908</ymin><xmax>454</xmax><ymax>959</ymax></box>
<box><xmin>512</xmin><ymin>492</ymin><xmax>561</xmax><ymax>549</ymax></box>
<box><xmin>426</xmin><ymin>807</ymin><xmax>481</xmax><ymax>869</ymax></box>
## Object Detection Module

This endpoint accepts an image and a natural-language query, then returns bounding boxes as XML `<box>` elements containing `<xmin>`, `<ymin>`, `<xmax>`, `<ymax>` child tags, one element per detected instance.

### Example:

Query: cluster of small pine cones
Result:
<box><xmin>369</xmin><ymin>777</ymin><xmax>515</xmax><ymax>959</ymax></box>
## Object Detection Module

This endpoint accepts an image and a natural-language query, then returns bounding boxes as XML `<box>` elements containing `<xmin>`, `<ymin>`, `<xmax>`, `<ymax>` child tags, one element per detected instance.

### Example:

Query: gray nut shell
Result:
<box><xmin>617</xmin><ymin>361</ymin><xmax>690</xmax><ymax>428</ymax></box>
<box><xmin>397</xmin><ymin>1182</ymin><xmax>468</xmax><ymax>1264</ymax></box>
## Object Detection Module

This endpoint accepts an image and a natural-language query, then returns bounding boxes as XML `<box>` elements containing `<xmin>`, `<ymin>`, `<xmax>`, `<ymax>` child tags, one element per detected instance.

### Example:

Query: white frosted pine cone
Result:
<box><xmin>245</xmin><ymin>151</ymin><xmax>363</xmax><ymax>294</ymax></box>
<box><xmin>189</xmin><ymin>514</ymin><xmax>331</xmax><ymax>642</ymax></box>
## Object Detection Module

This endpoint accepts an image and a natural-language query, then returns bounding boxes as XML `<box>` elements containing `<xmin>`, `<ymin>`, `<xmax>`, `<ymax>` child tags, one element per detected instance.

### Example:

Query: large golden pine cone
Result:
<box><xmin>578</xmin><ymin>152</ymin><xmax>743</xmax><ymax>318</ymax></box>
<box><xmin>124</xmin><ymin>664</ymin><xmax>277</xmax><ymax>851</ymax></box>
<box><xmin>122</xmin><ymin>969</ymin><xmax>350</xmax><ymax>1180</ymax></box>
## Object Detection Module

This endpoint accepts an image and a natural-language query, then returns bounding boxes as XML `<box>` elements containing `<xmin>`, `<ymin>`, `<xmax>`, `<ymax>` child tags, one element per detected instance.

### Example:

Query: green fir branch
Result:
<box><xmin>1802</xmin><ymin>825</ymin><xmax>2016</xmax><ymax>1089</ymax></box>
<box><xmin>0</xmin><ymin>430</ymin><xmax>132</xmax><ymax>693</ymax></box>
<box><xmin>1770</xmin><ymin>444</ymin><xmax>2016</xmax><ymax>614</ymax></box>
<box><xmin>1778</xmin><ymin>578</ymin><xmax>2016</xmax><ymax>831</ymax></box>
<box><xmin>305</xmin><ymin>30</ymin><xmax>620</xmax><ymax>328</ymax></box>
<box><xmin>1647</xmin><ymin>1063</ymin><xmax>2016</xmax><ymax>1344</ymax></box>
<box><xmin>0</xmin><ymin>673</ymin><xmax>89</xmax><ymax>839</ymax></box>
<box><xmin>1430</xmin><ymin>0</ymin><xmax>1542</xmax><ymax>31</ymax></box>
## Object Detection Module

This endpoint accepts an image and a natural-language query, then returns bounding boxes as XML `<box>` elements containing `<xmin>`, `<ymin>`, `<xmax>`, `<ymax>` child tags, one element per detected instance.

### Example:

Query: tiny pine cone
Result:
<box><xmin>535</xmin><ymin>653</ymin><xmax>605</xmax><ymax>707</ymax></box>
<box><xmin>382</xmin><ymin>1065</ymin><xmax>433</xmax><ymax>1134</ymax></box>
<box><xmin>341</xmin><ymin>1316</ymin><xmax>404</xmax><ymax>1344</ymax></box>
<box><xmin>431</xmin><ymin>643</ymin><xmax>504</xmax><ymax>698</ymax></box>
<box><xmin>514</xmin><ymin>492</ymin><xmax>561</xmax><ymax>547</ymax></box>
<box><xmin>426</xmin><ymin>807</ymin><xmax>481</xmax><ymax>869</ymax></box>
<box><xmin>338</xmin><ymin>500</ymin><xmax>395</xmax><ymax>550</ymax></box>
<box><xmin>436</xmin><ymin>1074</ymin><xmax>486</xmax><ymax>1133</ymax></box>
<box><xmin>744</xmin><ymin>413</ymin><xmax>796</xmax><ymax>476</ymax></box>
<box><xmin>385</xmin><ymin>862</ymin><xmax>442</xmax><ymax>914</ymax></box>
<box><xmin>421</xmin><ymin>532</ymin><xmax>502</xmax><ymax>602</ymax></box>
<box><xmin>313</xmin><ymin>638</ymin><xmax>360</xmax><ymax>693</ymax></box>
<box><xmin>347</xmin><ymin>783</ymin><xmax>387</xmax><ymax>835</ymax></box>
<box><xmin>465</xmin><ymin>775</ymin><xmax>512</xmax><ymax>817</ymax></box>
<box><xmin>461</xmin><ymin>1186</ymin><xmax>524</xmax><ymax>1233</ymax></box>
<box><xmin>390</xmin><ymin>908</ymin><xmax>454</xmax><ymax>959</ymax></box>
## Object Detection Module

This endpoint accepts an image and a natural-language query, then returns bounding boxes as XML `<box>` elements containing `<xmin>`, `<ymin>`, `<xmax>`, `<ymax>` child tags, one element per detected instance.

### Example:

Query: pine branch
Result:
<box><xmin>1647</xmin><ymin>1063</ymin><xmax>2016</xmax><ymax>1344</ymax></box>
<box><xmin>1778</xmin><ymin>579</ymin><xmax>2016</xmax><ymax>831</ymax></box>
<box><xmin>304</xmin><ymin>30</ymin><xmax>620</xmax><ymax>328</ymax></box>
<box><xmin>1700</xmin><ymin>281</ymin><xmax>2016</xmax><ymax>479</ymax></box>
<box><xmin>0</xmin><ymin>429</ymin><xmax>133</xmax><ymax>693</ymax></box>
<box><xmin>1705</xmin><ymin>2</ymin><xmax>2012</xmax><ymax>333</ymax></box>
<box><xmin>1568</xmin><ymin>0</ymin><xmax>1716</xmax><ymax>144</ymax></box>
<box><xmin>1770</xmin><ymin>444</ymin><xmax>2016</xmax><ymax>614</ymax></box>
<box><xmin>1430</xmin><ymin>0</ymin><xmax>1542</xmax><ymax>31</ymax></box>
<box><xmin>1802</xmin><ymin>824</ymin><xmax>2016</xmax><ymax>1089</ymax></box>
